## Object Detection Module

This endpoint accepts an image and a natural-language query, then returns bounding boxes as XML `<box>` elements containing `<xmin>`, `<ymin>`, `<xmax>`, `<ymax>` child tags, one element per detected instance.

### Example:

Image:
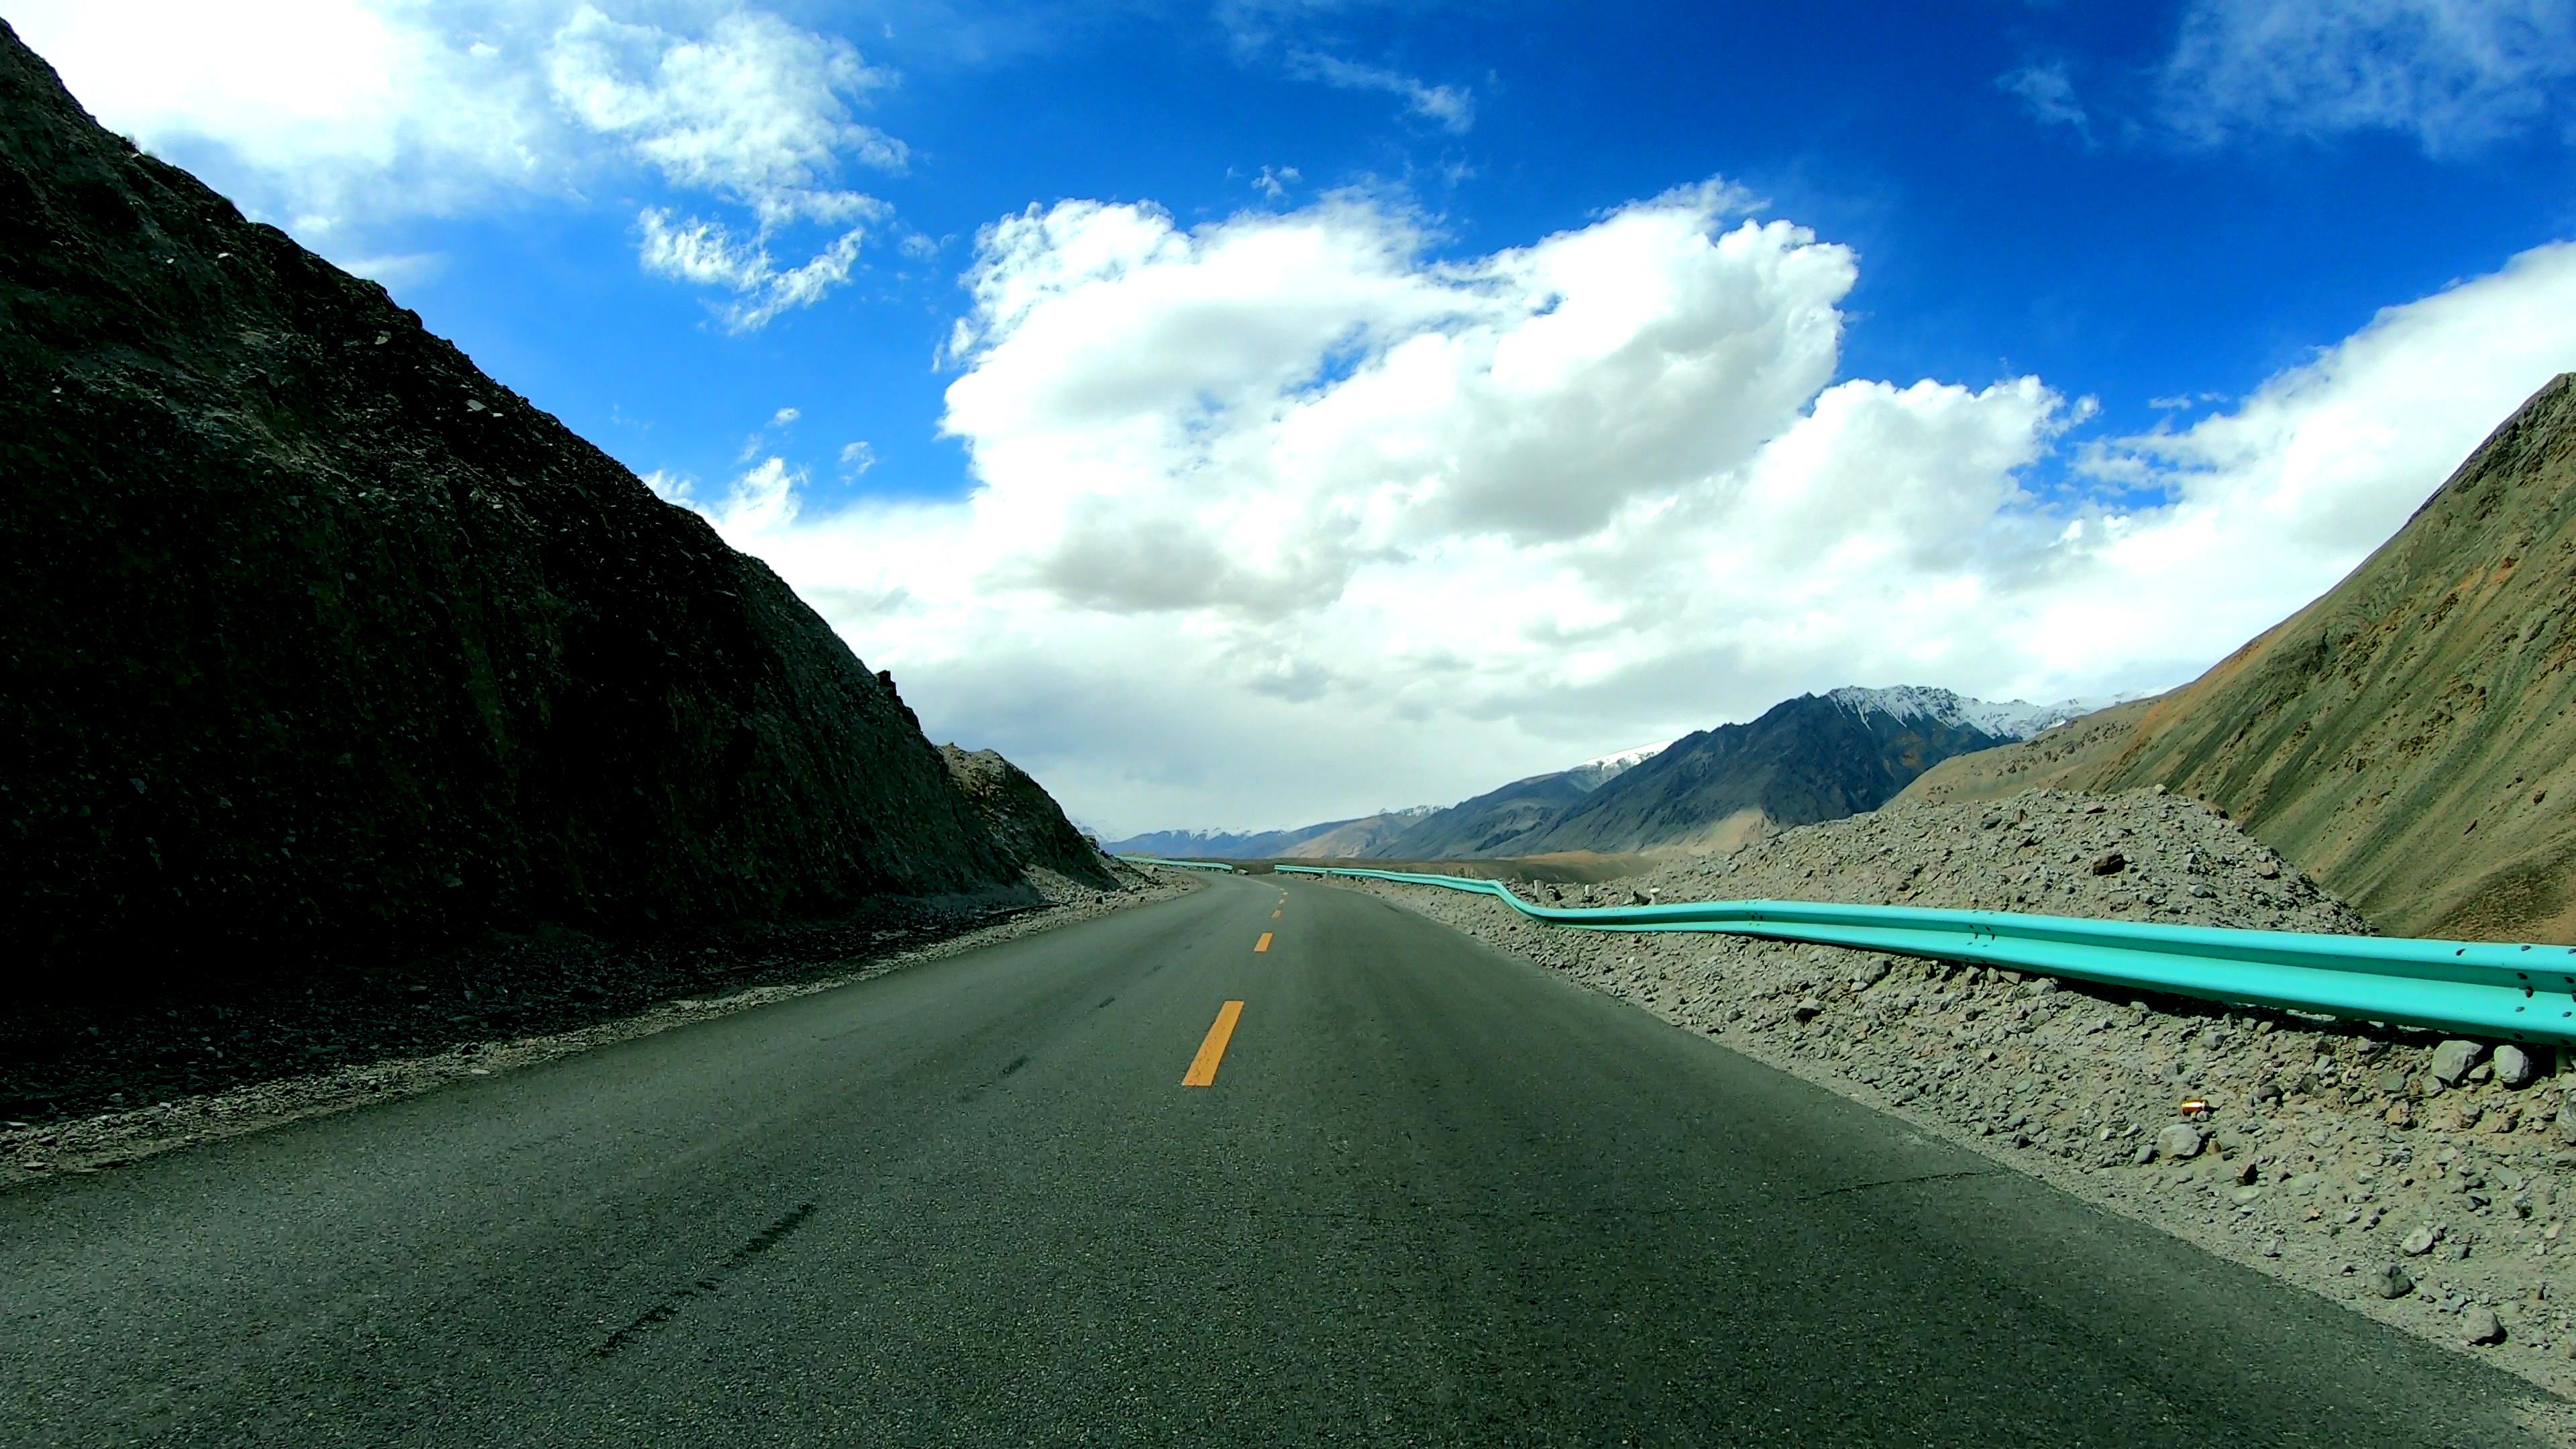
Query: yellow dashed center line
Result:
<box><xmin>1181</xmin><ymin>1000</ymin><xmax>1245</xmax><ymax>1087</ymax></box>
<box><xmin>1254</xmin><ymin>932</ymin><xmax>1273</xmax><ymax>952</ymax></box>
<box><xmin>1272</xmin><ymin>910</ymin><xmax>1281</xmax><ymax>918</ymax></box>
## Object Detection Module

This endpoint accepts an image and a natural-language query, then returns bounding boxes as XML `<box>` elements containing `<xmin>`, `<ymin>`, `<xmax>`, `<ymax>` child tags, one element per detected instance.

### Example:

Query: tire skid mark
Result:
<box><xmin>588</xmin><ymin>1201</ymin><xmax>817</xmax><ymax>1359</ymax></box>
<box><xmin>1796</xmin><ymin>1167</ymin><xmax>2003</xmax><ymax>1201</ymax></box>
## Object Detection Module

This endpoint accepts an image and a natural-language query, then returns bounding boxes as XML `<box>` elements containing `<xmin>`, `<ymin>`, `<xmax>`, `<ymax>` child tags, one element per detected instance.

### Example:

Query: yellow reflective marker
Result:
<box><xmin>1181</xmin><ymin>1000</ymin><xmax>1245</xmax><ymax>1087</ymax></box>
<box><xmin>1254</xmin><ymin>932</ymin><xmax>1273</xmax><ymax>952</ymax></box>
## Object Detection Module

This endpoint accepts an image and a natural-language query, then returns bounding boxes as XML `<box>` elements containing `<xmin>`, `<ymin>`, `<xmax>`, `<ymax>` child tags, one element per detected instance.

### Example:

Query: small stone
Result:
<box><xmin>2091</xmin><ymin>851</ymin><xmax>2127</xmax><ymax>876</ymax></box>
<box><xmin>2260</xmin><ymin>1237</ymin><xmax>2283</xmax><ymax>1258</ymax></box>
<box><xmin>1790</xmin><ymin>998</ymin><xmax>1823</xmax><ymax>1024</ymax></box>
<box><xmin>2430</xmin><ymin>1040</ymin><xmax>2484</xmax><ymax>1087</ymax></box>
<box><xmin>2385</xmin><ymin>1101</ymin><xmax>2414</xmax><ymax>1129</ymax></box>
<box><xmin>2402</xmin><ymin>1226</ymin><xmax>2440</xmax><ymax>1256</ymax></box>
<box><xmin>2494</xmin><ymin>1044</ymin><xmax>2541</xmax><ymax>1089</ymax></box>
<box><xmin>2155</xmin><ymin>1122</ymin><xmax>2204</xmax><ymax>1161</ymax></box>
<box><xmin>2463</xmin><ymin>1306</ymin><xmax>2505</xmax><ymax>1344</ymax></box>
<box><xmin>2255</xmin><ymin>858</ymin><xmax>2280</xmax><ymax>879</ymax></box>
<box><xmin>2372</xmin><ymin>1264</ymin><xmax>2414</xmax><ymax>1299</ymax></box>
<box><xmin>2132</xmin><ymin>1142</ymin><xmax>2157</xmax><ymax>1166</ymax></box>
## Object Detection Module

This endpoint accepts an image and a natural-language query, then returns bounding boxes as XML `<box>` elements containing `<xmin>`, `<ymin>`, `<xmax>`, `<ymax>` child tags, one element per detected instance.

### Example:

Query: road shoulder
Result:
<box><xmin>1</xmin><ymin>870</ymin><xmax>1204</xmax><ymax>1188</ymax></box>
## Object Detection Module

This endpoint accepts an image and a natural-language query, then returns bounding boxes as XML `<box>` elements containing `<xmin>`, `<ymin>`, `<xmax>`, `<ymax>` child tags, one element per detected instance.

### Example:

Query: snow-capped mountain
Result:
<box><xmin>1824</xmin><ymin>686</ymin><xmax>2131</xmax><ymax>743</ymax></box>
<box><xmin>1564</xmin><ymin>739</ymin><xmax>1678</xmax><ymax>788</ymax></box>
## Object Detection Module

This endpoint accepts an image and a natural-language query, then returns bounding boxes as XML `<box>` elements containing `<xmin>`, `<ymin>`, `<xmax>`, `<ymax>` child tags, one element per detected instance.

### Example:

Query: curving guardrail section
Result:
<box><xmin>1277</xmin><ymin>865</ymin><xmax>2576</xmax><ymax>1046</ymax></box>
<box><xmin>1119</xmin><ymin>855</ymin><xmax>1241</xmax><ymax>874</ymax></box>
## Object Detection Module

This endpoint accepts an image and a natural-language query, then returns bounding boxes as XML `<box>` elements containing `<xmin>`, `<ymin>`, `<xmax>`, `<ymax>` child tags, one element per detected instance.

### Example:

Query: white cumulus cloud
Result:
<box><xmin>7</xmin><ymin>0</ymin><xmax>556</xmax><ymax>229</ymax></box>
<box><xmin>667</xmin><ymin>183</ymin><xmax>2576</xmax><ymax>838</ymax></box>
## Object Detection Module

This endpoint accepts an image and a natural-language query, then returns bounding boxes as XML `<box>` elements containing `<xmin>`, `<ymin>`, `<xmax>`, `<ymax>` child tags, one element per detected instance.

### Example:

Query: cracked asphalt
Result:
<box><xmin>0</xmin><ymin>873</ymin><xmax>2557</xmax><ymax>1445</ymax></box>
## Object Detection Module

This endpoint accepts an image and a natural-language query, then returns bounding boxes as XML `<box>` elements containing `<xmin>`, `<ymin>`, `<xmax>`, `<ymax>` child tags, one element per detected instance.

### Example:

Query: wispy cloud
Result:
<box><xmin>1998</xmin><ymin>60</ymin><xmax>2092</xmax><ymax>142</ymax></box>
<box><xmin>2158</xmin><ymin>0</ymin><xmax>2576</xmax><ymax>154</ymax></box>
<box><xmin>1284</xmin><ymin>49</ymin><xmax>1474</xmax><ymax>131</ymax></box>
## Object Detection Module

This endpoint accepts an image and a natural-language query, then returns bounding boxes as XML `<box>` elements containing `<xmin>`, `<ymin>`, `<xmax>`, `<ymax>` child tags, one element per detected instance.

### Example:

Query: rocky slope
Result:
<box><xmin>1902</xmin><ymin>376</ymin><xmax>2576</xmax><ymax>943</ymax></box>
<box><xmin>0</xmin><ymin>20</ymin><xmax>1055</xmax><ymax>1000</ymax></box>
<box><xmin>1324</xmin><ymin>789</ymin><xmax>2576</xmax><ymax>1397</ymax></box>
<box><xmin>940</xmin><ymin>746</ymin><xmax>1124</xmax><ymax>892</ymax></box>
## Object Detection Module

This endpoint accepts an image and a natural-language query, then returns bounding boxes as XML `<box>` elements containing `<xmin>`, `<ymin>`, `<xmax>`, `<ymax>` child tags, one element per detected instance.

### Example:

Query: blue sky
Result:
<box><xmin>16</xmin><ymin>0</ymin><xmax>2576</xmax><ymax>834</ymax></box>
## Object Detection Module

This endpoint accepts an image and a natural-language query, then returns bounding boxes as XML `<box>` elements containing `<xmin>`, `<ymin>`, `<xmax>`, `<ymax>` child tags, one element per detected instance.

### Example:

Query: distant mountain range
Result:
<box><xmin>1106</xmin><ymin>806</ymin><xmax>1442</xmax><ymax>861</ymax></box>
<box><xmin>1106</xmin><ymin>686</ymin><xmax>2118</xmax><ymax>861</ymax></box>
<box><xmin>1902</xmin><ymin>374</ymin><xmax>2576</xmax><ymax>943</ymax></box>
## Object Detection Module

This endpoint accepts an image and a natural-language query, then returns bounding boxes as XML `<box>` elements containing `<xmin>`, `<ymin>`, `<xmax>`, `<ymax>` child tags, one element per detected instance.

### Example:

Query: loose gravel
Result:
<box><xmin>1319</xmin><ymin>786</ymin><xmax>2576</xmax><ymax>1407</ymax></box>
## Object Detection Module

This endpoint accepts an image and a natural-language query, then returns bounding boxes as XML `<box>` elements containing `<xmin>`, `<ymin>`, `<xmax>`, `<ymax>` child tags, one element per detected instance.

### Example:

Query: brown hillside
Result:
<box><xmin>1900</xmin><ymin>374</ymin><xmax>2576</xmax><ymax>942</ymax></box>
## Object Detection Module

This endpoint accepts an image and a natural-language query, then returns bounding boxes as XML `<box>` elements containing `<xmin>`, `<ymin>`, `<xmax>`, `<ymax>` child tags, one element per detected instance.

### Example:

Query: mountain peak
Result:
<box><xmin>1822</xmin><ymin>685</ymin><xmax>2128</xmax><ymax>741</ymax></box>
<box><xmin>1576</xmin><ymin>739</ymin><xmax>1678</xmax><ymax>773</ymax></box>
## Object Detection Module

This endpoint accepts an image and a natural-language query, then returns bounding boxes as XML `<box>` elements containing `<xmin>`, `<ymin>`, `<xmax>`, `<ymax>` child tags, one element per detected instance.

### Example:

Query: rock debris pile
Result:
<box><xmin>1328</xmin><ymin>787</ymin><xmax>2576</xmax><ymax>1396</ymax></box>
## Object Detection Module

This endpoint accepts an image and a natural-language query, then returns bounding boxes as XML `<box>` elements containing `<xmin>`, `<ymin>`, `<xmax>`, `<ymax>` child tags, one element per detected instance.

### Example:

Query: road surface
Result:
<box><xmin>1</xmin><ymin>873</ymin><xmax>2553</xmax><ymax>1445</ymax></box>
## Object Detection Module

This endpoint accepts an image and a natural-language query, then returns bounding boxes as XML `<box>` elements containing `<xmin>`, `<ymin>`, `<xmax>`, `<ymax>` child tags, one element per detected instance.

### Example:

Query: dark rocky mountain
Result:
<box><xmin>1111</xmin><ymin>688</ymin><xmax>2083</xmax><ymax>865</ymax></box>
<box><xmin>1501</xmin><ymin>690</ymin><xmax>2025</xmax><ymax>856</ymax></box>
<box><xmin>1902</xmin><ymin>375</ymin><xmax>2576</xmax><ymax>943</ymax></box>
<box><xmin>1363</xmin><ymin>740</ymin><xmax>1670</xmax><ymax>859</ymax></box>
<box><xmin>0</xmin><ymin>19</ymin><xmax>1087</xmax><ymax>1001</ymax></box>
<box><xmin>1370</xmin><ymin>769</ymin><xmax>1601</xmax><ymax>858</ymax></box>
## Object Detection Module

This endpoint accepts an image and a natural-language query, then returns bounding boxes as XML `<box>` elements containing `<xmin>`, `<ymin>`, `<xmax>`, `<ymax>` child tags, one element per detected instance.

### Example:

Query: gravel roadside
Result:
<box><xmin>0</xmin><ymin>867</ymin><xmax>1202</xmax><ymax>1189</ymax></box>
<box><xmin>1317</xmin><ymin>787</ymin><xmax>2576</xmax><ymax>1411</ymax></box>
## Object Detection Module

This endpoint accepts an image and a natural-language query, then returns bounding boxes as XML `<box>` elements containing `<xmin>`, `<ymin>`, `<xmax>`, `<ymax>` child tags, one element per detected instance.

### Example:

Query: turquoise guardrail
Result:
<box><xmin>1277</xmin><ymin>866</ymin><xmax>2576</xmax><ymax>1046</ymax></box>
<box><xmin>1119</xmin><ymin>855</ymin><xmax>1240</xmax><ymax>874</ymax></box>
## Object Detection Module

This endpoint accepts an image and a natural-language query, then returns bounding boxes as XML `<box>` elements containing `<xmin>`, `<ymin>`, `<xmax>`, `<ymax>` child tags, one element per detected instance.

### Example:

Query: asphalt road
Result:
<box><xmin>1</xmin><ymin>873</ymin><xmax>2557</xmax><ymax>1446</ymax></box>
